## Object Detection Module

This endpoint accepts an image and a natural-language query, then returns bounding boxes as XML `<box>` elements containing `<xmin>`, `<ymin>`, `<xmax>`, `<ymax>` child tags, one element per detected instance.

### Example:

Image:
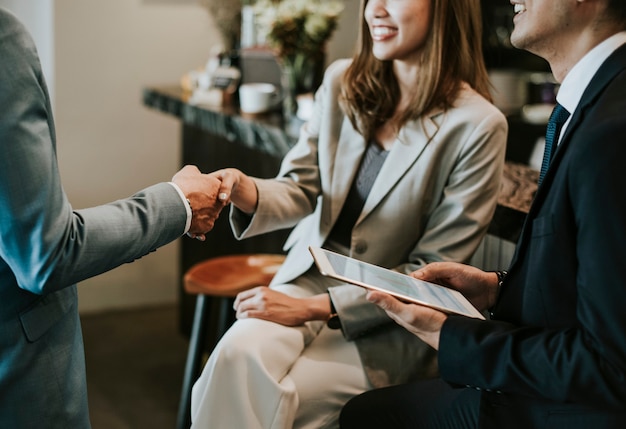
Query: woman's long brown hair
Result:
<box><xmin>340</xmin><ymin>0</ymin><xmax>492</xmax><ymax>141</ymax></box>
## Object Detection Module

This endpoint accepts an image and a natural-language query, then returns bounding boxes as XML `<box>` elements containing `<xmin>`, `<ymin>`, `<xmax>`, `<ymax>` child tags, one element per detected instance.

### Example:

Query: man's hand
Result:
<box><xmin>365</xmin><ymin>290</ymin><xmax>447</xmax><ymax>350</ymax></box>
<box><xmin>172</xmin><ymin>165</ymin><xmax>228</xmax><ymax>240</ymax></box>
<box><xmin>365</xmin><ymin>262</ymin><xmax>500</xmax><ymax>349</ymax></box>
<box><xmin>414</xmin><ymin>262</ymin><xmax>500</xmax><ymax>312</ymax></box>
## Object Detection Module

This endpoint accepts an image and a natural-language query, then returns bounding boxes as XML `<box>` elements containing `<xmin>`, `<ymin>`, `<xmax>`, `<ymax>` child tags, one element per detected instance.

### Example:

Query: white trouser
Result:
<box><xmin>190</xmin><ymin>278</ymin><xmax>370</xmax><ymax>429</ymax></box>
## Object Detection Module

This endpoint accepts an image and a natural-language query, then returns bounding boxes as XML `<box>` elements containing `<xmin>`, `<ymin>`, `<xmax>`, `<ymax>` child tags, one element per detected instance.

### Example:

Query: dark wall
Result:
<box><xmin>481</xmin><ymin>0</ymin><xmax>550</xmax><ymax>72</ymax></box>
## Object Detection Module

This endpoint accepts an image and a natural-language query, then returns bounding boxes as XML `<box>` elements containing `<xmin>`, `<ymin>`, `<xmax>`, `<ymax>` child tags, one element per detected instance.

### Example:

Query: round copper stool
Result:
<box><xmin>176</xmin><ymin>253</ymin><xmax>285</xmax><ymax>429</ymax></box>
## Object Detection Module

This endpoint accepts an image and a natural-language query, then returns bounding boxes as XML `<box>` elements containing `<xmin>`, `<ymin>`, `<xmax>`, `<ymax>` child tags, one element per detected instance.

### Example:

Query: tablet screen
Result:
<box><xmin>310</xmin><ymin>246</ymin><xmax>484</xmax><ymax>319</ymax></box>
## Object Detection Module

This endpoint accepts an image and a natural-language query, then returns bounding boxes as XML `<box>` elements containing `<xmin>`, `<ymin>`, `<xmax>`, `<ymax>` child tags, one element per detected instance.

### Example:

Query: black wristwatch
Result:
<box><xmin>488</xmin><ymin>270</ymin><xmax>507</xmax><ymax>319</ymax></box>
<box><xmin>327</xmin><ymin>292</ymin><xmax>341</xmax><ymax>330</ymax></box>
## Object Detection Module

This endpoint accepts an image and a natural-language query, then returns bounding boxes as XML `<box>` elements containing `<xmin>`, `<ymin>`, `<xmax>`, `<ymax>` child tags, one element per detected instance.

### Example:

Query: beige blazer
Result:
<box><xmin>230</xmin><ymin>59</ymin><xmax>507</xmax><ymax>387</ymax></box>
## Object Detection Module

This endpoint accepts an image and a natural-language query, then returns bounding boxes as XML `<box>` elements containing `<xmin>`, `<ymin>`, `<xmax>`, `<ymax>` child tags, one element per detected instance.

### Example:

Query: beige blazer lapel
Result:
<box><xmin>328</xmin><ymin>118</ymin><xmax>368</xmax><ymax>223</ymax></box>
<box><xmin>359</xmin><ymin>111</ymin><xmax>442</xmax><ymax>223</ymax></box>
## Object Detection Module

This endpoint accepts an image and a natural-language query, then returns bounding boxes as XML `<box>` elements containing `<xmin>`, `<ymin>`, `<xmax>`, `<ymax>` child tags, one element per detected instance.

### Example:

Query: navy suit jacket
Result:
<box><xmin>0</xmin><ymin>9</ymin><xmax>186</xmax><ymax>427</ymax></box>
<box><xmin>439</xmin><ymin>43</ymin><xmax>626</xmax><ymax>428</ymax></box>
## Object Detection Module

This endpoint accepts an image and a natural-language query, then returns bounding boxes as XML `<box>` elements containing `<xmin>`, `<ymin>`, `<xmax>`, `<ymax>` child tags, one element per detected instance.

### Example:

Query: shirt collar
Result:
<box><xmin>557</xmin><ymin>32</ymin><xmax>626</xmax><ymax>114</ymax></box>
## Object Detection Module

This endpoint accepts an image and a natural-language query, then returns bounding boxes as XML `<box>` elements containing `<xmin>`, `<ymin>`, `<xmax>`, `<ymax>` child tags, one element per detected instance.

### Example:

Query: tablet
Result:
<box><xmin>309</xmin><ymin>246</ymin><xmax>485</xmax><ymax>320</ymax></box>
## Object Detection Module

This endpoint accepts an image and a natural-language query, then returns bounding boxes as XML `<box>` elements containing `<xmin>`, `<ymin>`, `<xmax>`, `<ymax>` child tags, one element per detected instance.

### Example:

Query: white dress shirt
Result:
<box><xmin>557</xmin><ymin>32</ymin><xmax>626</xmax><ymax>142</ymax></box>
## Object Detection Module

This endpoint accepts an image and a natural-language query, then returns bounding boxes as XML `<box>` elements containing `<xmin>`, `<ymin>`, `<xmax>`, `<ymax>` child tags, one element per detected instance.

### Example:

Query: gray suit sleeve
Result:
<box><xmin>0</xmin><ymin>9</ymin><xmax>186</xmax><ymax>295</ymax></box>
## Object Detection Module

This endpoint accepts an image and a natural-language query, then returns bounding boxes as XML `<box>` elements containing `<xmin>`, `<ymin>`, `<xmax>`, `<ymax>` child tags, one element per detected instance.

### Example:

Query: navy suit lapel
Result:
<box><xmin>509</xmin><ymin>43</ymin><xmax>626</xmax><ymax>269</ymax></box>
<box><xmin>544</xmin><ymin>44</ymin><xmax>626</xmax><ymax>189</ymax></box>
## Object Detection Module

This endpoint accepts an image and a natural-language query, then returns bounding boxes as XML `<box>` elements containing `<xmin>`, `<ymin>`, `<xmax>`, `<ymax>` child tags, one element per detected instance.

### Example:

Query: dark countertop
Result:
<box><xmin>143</xmin><ymin>85</ymin><xmax>537</xmax><ymax>242</ymax></box>
<box><xmin>142</xmin><ymin>85</ymin><xmax>294</xmax><ymax>158</ymax></box>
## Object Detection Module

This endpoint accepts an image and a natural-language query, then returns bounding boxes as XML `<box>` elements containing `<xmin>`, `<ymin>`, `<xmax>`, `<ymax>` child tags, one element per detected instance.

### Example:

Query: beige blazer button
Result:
<box><xmin>354</xmin><ymin>242</ymin><xmax>367</xmax><ymax>254</ymax></box>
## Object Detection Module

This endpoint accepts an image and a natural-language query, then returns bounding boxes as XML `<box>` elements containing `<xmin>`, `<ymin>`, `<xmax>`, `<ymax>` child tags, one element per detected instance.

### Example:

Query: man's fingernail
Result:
<box><xmin>219</xmin><ymin>193</ymin><xmax>228</xmax><ymax>200</ymax></box>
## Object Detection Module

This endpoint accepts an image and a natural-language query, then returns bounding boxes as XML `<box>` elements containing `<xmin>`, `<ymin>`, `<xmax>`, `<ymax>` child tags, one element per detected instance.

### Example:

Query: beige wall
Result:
<box><xmin>54</xmin><ymin>0</ymin><xmax>221</xmax><ymax>313</ymax></box>
<box><xmin>327</xmin><ymin>0</ymin><xmax>360</xmax><ymax>64</ymax></box>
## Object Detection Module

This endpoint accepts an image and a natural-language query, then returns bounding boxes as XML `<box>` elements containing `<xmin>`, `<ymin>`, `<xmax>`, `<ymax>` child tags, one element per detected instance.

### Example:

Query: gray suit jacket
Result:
<box><xmin>0</xmin><ymin>9</ymin><xmax>187</xmax><ymax>427</ymax></box>
<box><xmin>230</xmin><ymin>59</ymin><xmax>508</xmax><ymax>387</ymax></box>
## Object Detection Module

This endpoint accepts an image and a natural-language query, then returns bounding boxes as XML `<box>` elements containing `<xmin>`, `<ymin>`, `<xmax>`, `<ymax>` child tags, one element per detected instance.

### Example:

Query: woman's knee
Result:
<box><xmin>211</xmin><ymin>318</ymin><xmax>306</xmax><ymax>371</ymax></box>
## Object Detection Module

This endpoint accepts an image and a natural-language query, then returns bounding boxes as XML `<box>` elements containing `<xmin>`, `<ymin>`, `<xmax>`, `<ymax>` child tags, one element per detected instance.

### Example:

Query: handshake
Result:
<box><xmin>171</xmin><ymin>165</ymin><xmax>233</xmax><ymax>241</ymax></box>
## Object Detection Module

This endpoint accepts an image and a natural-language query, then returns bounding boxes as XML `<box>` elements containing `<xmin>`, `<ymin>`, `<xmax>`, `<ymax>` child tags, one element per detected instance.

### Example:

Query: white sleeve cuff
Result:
<box><xmin>168</xmin><ymin>182</ymin><xmax>192</xmax><ymax>233</ymax></box>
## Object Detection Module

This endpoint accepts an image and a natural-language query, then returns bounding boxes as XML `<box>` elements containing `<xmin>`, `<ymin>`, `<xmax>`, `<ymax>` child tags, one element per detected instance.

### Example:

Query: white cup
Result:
<box><xmin>239</xmin><ymin>83</ymin><xmax>280</xmax><ymax>114</ymax></box>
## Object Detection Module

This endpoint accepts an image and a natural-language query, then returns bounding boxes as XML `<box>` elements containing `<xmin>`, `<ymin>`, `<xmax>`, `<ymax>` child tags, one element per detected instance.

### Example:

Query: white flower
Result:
<box><xmin>254</xmin><ymin>0</ymin><xmax>343</xmax><ymax>58</ymax></box>
<box><xmin>304</xmin><ymin>14</ymin><xmax>330</xmax><ymax>41</ymax></box>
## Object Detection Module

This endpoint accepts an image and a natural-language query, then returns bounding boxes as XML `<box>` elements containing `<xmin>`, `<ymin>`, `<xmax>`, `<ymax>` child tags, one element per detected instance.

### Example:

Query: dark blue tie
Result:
<box><xmin>539</xmin><ymin>103</ymin><xmax>570</xmax><ymax>184</ymax></box>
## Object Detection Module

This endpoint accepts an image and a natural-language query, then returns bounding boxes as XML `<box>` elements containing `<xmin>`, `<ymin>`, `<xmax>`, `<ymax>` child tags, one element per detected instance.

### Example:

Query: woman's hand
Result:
<box><xmin>234</xmin><ymin>287</ymin><xmax>332</xmax><ymax>326</ymax></box>
<box><xmin>214</xmin><ymin>168</ymin><xmax>259</xmax><ymax>214</ymax></box>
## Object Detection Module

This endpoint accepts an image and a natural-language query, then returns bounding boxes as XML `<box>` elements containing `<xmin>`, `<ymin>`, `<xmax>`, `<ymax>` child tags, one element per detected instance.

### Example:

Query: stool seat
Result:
<box><xmin>176</xmin><ymin>253</ymin><xmax>285</xmax><ymax>429</ymax></box>
<box><xmin>184</xmin><ymin>254</ymin><xmax>286</xmax><ymax>297</ymax></box>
